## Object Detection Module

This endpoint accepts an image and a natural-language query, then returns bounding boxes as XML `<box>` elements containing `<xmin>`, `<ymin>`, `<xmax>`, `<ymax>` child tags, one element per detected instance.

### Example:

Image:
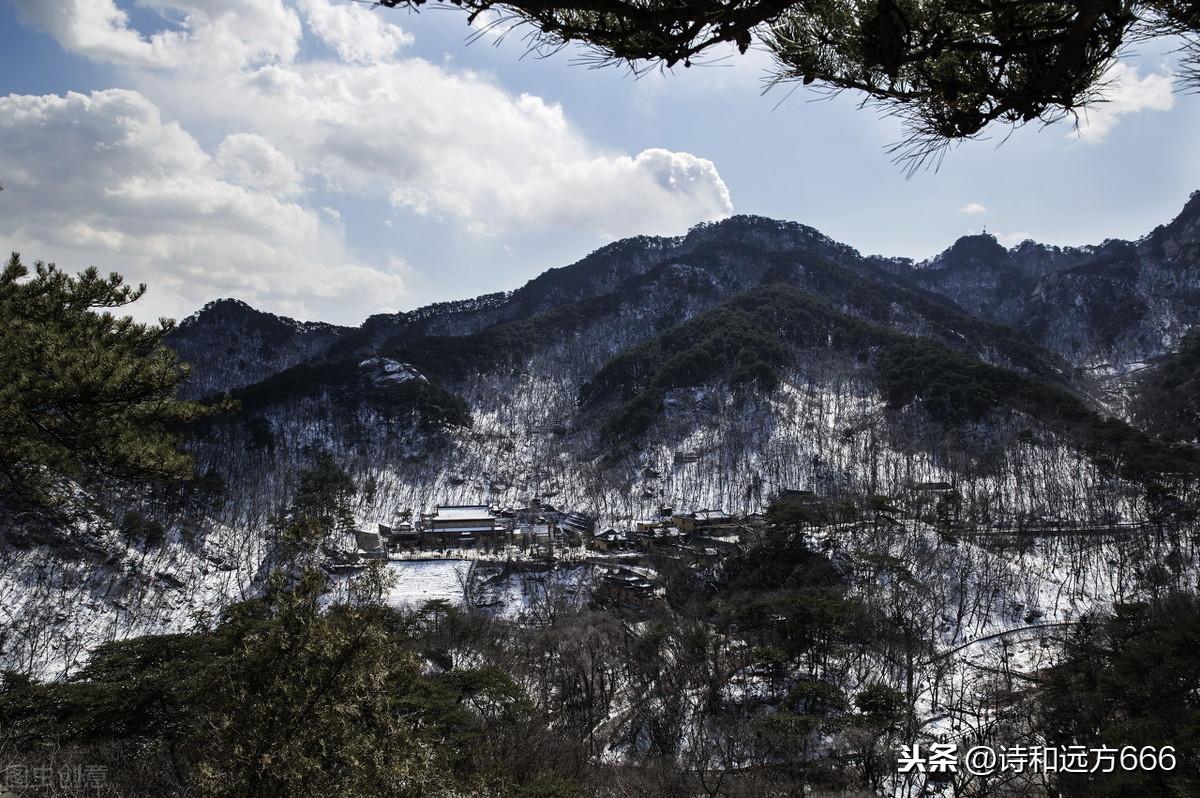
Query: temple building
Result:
<box><xmin>420</xmin><ymin>504</ymin><xmax>507</xmax><ymax>546</ymax></box>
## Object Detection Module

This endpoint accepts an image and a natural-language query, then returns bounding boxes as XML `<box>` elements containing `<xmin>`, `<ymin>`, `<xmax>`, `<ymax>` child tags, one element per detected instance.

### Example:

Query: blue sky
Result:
<box><xmin>1</xmin><ymin>1</ymin><xmax>1197</xmax><ymax>324</ymax></box>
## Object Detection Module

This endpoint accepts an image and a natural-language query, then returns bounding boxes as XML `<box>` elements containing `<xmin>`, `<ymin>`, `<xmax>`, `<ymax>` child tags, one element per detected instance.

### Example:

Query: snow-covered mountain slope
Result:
<box><xmin>7</xmin><ymin>199</ymin><xmax>1200</xmax><ymax>679</ymax></box>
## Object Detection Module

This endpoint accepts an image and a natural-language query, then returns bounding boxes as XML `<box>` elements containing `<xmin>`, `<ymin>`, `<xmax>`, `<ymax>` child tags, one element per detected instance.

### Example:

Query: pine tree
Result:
<box><xmin>0</xmin><ymin>253</ymin><xmax>214</xmax><ymax>508</ymax></box>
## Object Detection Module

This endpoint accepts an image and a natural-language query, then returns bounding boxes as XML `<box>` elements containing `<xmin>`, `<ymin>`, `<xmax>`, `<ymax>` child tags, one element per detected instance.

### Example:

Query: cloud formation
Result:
<box><xmin>959</xmin><ymin>202</ymin><xmax>987</xmax><ymax>215</ymax></box>
<box><xmin>216</xmin><ymin>133</ymin><xmax>304</xmax><ymax>196</ymax></box>
<box><xmin>297</xmin><ymin>0</ymin><xmax>413</xmax><ymax>63</ymax></box>
<box><xmin>11</xmin><ymin>0</ymin><xmax>303</xmax><ymax>69</ymax></box>
<box><xmin>0</xmin><ymin>89</ymin><xmax>402</xmax><ymax>323</ymax></box>
<box><xmin>1072</xmin><ymin>62</ymin><xmax>1175</xmax><ymax>142</ymax></box>
<box><xmin>4</xmin><ymin>0</ymin><xmax>734</xmax><ymax>320</ymax></box>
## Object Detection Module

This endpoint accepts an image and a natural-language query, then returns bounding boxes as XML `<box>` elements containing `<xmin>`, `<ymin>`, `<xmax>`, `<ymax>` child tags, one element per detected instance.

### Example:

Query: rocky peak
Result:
<box><xmin>922</xmin><ymin>233</ymin><xmax>1011</xmax><ymax>273</ymax></box>
<box><xmin>1144</xmin><ymin>190</ymin><xmax>1200</xmax><ymax>262</ymax></box>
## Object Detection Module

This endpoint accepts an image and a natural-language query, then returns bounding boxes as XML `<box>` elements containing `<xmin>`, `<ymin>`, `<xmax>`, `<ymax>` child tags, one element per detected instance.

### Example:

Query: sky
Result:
<box><xmin>1</xmin><ymin>1</ymin><xmax>1197</xmax><ymax>325</ymax></box>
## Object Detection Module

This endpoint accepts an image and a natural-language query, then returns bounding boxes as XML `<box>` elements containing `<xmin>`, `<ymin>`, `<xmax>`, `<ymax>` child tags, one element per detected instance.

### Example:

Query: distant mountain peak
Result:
<box><xmin>178</xmin><ymin>297</ymin><xmax>343</xmax><ymax>335</ymax></box>
<box><xmin>168</xmin><ymin>298</ymin><xmax>349</xmax><ymax>399</ymax></box>
<box><xmin>181</xmin><ymin>297</ymin><xmax>258</xmax><ymax>322</ymax></box>
<box><xmin>922</xmin><ymin>232</ymin><xmax>1009</xmax><ymax>270</ymax></box>
<box><xmin>683</xmin><ymin>214</ymin><xmax>855</xmax><ymax>258</ymax></box>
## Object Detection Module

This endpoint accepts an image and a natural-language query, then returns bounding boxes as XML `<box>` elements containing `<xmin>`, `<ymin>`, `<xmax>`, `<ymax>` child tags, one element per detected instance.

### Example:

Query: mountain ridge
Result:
<box><xmin>171</xmin><ymin>196</ymin><xmax>1200</xmax><ymax>402</ymax></box>
<box><xmin>8</xmin><ymin>198</ymin><xmax>1200</xmax><ymax>681</ymax></box>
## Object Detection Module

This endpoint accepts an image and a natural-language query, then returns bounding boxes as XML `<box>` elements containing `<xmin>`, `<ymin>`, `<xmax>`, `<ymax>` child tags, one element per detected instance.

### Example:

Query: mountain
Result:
<box><xmin>7</xmin><ymin>197</ymin><xmax>1200</xmax><ymax>678</ymax></box>
<box><xmin>1132</xmin><ymin>329</ymin><xmax>1200</xmax><ymax>444</ymax></box>
<box><xmin>171</xmin><ymin>217</ymin><xmax>1074</xmax><ymax>395</ymax></box>
<box><xmin>170</xmin><ymin>194</ymin><xmax>1200</xmax><ymax>403</ymax></box>
<box><xmin>166</xmin><ymin>204</ymin><xmax>1200</xmax><ymax>531</ymax></box>
<box><xmin>167</xmin><ymin>298</ymin><xmax>349</xmax><ymax>399</ymax></box>
<box><xmin>907</xmin><ymin>193</ymin><xmax>1200</xmax><ymax>371</ymax></box>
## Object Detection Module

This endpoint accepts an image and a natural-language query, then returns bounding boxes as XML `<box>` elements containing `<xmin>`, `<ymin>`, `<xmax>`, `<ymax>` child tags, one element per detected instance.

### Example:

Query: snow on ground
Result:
<box><xmin>384</xmin><ymin>560</ymin><xmax>471</xmax><ymax>608</ymax></box>
<box><xmin>472</xmin><ymin>563</ymin><xmax>593</xmax><ymax>620</ymax></box>
<box><xmin>0</xmin><ymin>512</ymin><xmax>264</xmax><ymax>680</ymax></box>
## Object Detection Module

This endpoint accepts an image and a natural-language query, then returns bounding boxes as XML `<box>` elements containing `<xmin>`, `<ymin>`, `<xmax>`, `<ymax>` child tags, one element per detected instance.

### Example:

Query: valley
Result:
<box><xmin>4</xmin><ymin>197</ymin><xmax>1200</xmax><ymax>796</ymax></box>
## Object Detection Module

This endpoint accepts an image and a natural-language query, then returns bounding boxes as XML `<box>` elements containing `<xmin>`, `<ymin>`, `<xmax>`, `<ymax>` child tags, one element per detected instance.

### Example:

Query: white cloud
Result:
<box><xmin>9</xmin><ymin>0</ymin><xmax>160</xmax><ymax>65</ymax></box>
<box><xmin>161</xmin><ymin>59</ymin><xmax>733</xmax><ymax>238</ymax></box>
<box><xmin>1072</xmin><ymin>61</ymin><xmax>1175</xmax><ymax>142</ymax></box>
<box><xmin>216</xmin><ymin>132</ymin><xmax>304</xmax><ymax>196</ymax></box>
<box><xmin>20</xmin><ymin>0</ymin><xmax>732</xmax><ymax>238</ymax></box>
<box><xmin>455</xmin><ymin>147</ymin><xmax>732</xmax><ymax>239</ymax></box>
<box><xmin>960</xmin><ymin>202</ymin><xmax>987</xmax><ymax>215</ymax></box>
<box><xmin>11</xmin><ymin>0</ymin><xmax>303</xmax><ymax>69</ymax></box>
<box><xmin>0</xmin><ymin>89</ymin><xmax>403</xmax><ymax>323</ymax></box>
<box><xmin>5</xmin><ymin>0</ymin><xmax>734</xmax><ymax>319</ymax></box>
<box><xmin>11</xmin><ymin>0</ymin><xmax>729</xmax><ymax>240</ymax></box>
<box><xmin>298</xmin><ymin>0</ymin><xmax>412</xmax><ymax>63</ymax></box>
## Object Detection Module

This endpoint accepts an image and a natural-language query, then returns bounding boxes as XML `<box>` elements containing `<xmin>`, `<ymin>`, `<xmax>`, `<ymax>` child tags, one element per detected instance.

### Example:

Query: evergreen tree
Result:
<box><xmin>0</xmin><ymin>254</ymin><xmax>213</xmax><ymax>508</ymax></box>
<box><xmin>1039</xmin><ymin>594</ymin><xmax>1200</xmax><ymax>797</ymax></box>
<box><xmin>192</xmin><ymin>567</ymin><xmax>470</xmax><ymax>798</ymax></box>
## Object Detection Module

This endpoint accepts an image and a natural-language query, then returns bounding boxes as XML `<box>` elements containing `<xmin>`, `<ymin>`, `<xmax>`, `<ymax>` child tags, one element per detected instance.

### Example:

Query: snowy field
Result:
<box><xmin>384</xmin><ymin>560</ymin><xmax>471</xmax><ymax>608</ymax></box>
